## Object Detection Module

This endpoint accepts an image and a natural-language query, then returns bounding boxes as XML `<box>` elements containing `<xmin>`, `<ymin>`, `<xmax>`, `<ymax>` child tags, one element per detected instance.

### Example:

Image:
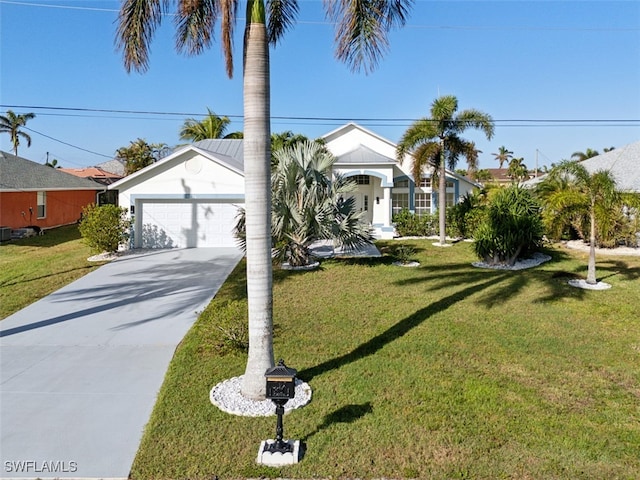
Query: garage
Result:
<box><xmin>138</xmin><ymin>200</ymin><xmax>242</xmax><ymax>248</ymax></box>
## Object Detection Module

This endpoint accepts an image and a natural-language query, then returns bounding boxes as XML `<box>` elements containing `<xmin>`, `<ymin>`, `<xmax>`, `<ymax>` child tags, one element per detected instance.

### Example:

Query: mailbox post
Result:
<box><xmin>264</xmin><ymin>359</ymin><xmax>297</xmax><ymax>454</ymax></box>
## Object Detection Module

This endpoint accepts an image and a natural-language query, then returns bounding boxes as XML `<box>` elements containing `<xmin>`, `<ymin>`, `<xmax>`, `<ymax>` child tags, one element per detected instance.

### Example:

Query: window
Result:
<box><xmin>414</xmin><ymin>192</ymin><xmax>431</xmax><ymax>216</ymax></box>
<box><xmin>352</xmin><ymin>175</ymin><xmax>370</xmax><ymax>185</ymax></box>
<box><xmin>37</xmin><ymin>191</ymin><xmax>46</xmax><ymax>218</ymax></box>
<box><xmin>394</xmin><ymin>178</ymin><xmax>409</xmax><ymax>188</ymax></box>
<box><xmin>392</xmin><ymin>193</ymin><xmax>409</xmax><ymax>215</ymax></box>
<box><xmin>446</xmin><ymin>181</ymin><xmax>454</xmax><ymax>188</ymax></box>
<box><xmin>446</xmin><ymin>192</ymin><xmax>455</xmax><ymax>207</ymax></box>
<box><xmin>419</xmin><ymin>177</ymin><xmax>431</xmax><ymax>188</ymax></box>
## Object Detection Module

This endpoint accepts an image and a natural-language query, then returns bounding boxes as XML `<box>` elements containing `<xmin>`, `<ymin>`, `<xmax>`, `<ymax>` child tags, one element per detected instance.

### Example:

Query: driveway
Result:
<box><xmin>0</xmin><ymin>247</ymin><xmax>243</xmax><ymax>479</ymax></box>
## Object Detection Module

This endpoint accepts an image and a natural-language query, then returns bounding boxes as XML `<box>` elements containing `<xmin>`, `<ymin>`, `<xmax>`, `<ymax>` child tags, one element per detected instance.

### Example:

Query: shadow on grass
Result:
<box><xmin>0</xmin><ymin>265</ymin><xmax>99</xmax><ymax>288</ymax></box>
<box><xmin>298</xmin><ymin>275</ymin><xmax>499</xmax><ymax>382</ymax></box>
<box><xmin>302</xmin><ymin>402</ymin><xmax>373</xmax><ymax>442</ymax></box>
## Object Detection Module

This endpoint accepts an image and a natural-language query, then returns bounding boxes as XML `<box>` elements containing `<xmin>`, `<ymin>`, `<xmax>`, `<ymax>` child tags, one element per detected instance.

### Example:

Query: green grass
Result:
<box><xmin>0</xmin><ymin>225</ymin><xmax>105</xmax><ymax>319</ymax></box>
<box><xmin>130</xmin><ymin>240</ymin><xmax>640</xmax><ymax>479</ymax></box>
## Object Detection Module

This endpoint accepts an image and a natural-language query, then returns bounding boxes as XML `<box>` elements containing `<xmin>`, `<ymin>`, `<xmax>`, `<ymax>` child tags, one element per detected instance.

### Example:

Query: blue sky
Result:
<box><xmin>1</xmin><ymin>0</ymin><xmax>639</xmax><ymax>171</ymax></box>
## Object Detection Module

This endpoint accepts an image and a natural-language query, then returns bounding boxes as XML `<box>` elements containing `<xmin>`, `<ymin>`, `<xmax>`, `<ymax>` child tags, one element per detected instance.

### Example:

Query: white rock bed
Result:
<box><xmin>210</xmin><ymin>376</ymin><xmax>312</xmax><ymax>417</ymax></box>
<box><xmin>472</xmin><ymin>252</ymin><xmax>552</xmax><ymax>270</ymax></box>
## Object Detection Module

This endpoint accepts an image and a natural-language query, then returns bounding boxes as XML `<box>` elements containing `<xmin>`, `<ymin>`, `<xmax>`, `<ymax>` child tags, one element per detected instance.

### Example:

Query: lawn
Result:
<box><xmin>0</xmin><ymin>225</ymin><xmax>105</xmax><ymax>319</ymax></box>
<box><xmin>130</xmin><ymin>240</ymin><xmax>640</xmax><ymax>479</ymax></box>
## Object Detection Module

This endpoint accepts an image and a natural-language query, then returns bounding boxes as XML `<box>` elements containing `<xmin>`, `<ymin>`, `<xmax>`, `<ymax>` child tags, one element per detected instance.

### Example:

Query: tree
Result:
<box><xmin>0</xmin><ymin>110</ymin><xmax>36</xmax><ymax>156</ymax></box>
<box><xmin>116</xmin><ymin>138</ymin><xmax>169</xmax><ymax>175</ymax></box>
<box><xmin>396</xmin><ymin>95</ymin><xmax>494</xmax><ymax>246</ymax></box>
<box><xmin>507</xmin><ymin>157</ymin><xmax>529</xmax><ymax>182</ymax></box>
<box><xmin>492</xmin><ymin>145</ymin><xmax>513</xmax><ymax>169</ymax></box>
<box><xmin>180</xmin><ymin>108</ymin><xmax>242</xmax><ymax>141</ymax></box>
<box><xmin>473</xmin><ymin>185</ymin><xmax>544</xmax><ymax>266</ymax></box>
<box><xmin>117</xmin><ymin>0</ymin><xmax>413</xmax><ymax>400</ymax></box>
<box><xmin>79</xmin><ymin>204</ymin><xmax>131</xmax><ymax>253</ymax></box>
<box><xmin>571</xmin><ymin>148</ymin><xmax>600</xmax><ymax>161</ymax></box>
<box><xmin>537</xmin><ymin>160</ymin><xmax>621</xmax><ymax>285</ymax></box>
<box><xmin>270</xmin><ymin>130</ymin><xmax>313</xmax><ymax>168</ymax></box>
<box><xmin>235</xmin><ymin>140</ymin><xmax>372</xmax><ymax>267</ymax></box>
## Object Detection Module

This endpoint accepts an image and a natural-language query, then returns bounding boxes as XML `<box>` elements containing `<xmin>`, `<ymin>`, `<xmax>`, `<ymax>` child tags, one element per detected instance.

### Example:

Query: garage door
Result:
<box><xmin>139</xmin><ymin>201</ymin><xmax>241</xmax><ymax>248</ymax></box>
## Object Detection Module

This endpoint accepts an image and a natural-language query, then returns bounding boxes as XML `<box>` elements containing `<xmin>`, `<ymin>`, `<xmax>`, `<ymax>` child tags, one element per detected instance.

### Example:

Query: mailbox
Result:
<box><xmin>265</xmin><ymin>359</ymin><xmax>297</xmax><ymax>400</ymax></box>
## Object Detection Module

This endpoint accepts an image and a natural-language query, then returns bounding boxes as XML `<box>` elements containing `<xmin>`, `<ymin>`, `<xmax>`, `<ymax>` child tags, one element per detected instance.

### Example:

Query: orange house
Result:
<box><xmin>0</xmin><ymin>151</ymin><xmax>104</xmax><ymax>230</ymax></box>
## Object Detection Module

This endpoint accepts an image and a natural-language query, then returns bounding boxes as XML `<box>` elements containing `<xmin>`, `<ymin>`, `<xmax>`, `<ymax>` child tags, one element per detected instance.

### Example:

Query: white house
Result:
<box><xmin>109</xmin><ymin>123</ymin><xmax>480</xmax><ymax>249</ymax></box>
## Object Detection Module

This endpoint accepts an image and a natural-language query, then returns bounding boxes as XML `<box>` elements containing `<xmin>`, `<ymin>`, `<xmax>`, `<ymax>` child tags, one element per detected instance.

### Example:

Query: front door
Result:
<box><xmin>350</xmin><ymin>192</ymin><xmax>372</xmax><ymax>224</ymax></box>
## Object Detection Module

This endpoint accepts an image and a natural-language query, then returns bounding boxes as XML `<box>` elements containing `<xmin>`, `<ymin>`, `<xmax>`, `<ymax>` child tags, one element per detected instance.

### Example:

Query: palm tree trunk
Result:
<box><xmin>240</xmin><ymin>6</ymin><xmax>275</xmax><ymax>400</ymax></box>
<box><xmin>438</xmin><ymin>146</ymin><xmax>447</xmax><ymax>245</ymax></box>
<box><xmin>586</xmin><ymin>205</ymin><xmax>597</xmax><ymax>285</ymax></box>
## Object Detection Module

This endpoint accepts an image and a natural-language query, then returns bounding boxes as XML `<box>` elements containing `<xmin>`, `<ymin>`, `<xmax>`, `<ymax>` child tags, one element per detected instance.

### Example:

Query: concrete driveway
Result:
<box><xmin>0</xmin><ymin>247</ymin><xmax>243</xmax><ymax>479</ymax></box>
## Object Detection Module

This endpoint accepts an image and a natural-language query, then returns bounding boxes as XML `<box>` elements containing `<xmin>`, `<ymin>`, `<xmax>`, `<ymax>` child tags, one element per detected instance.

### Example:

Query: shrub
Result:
<box><xmin>392</xmin><ymin>244</ymin><xmax>416</xmax><ymax>264</ymax></box>
<box><xmin>393</xmin><ymin>209</ymin><xmax>438</xmax><ymax>237</ymax></box>
<box><xmin>473</xmin><ymin>186</ymin><xmax>544</xmax><ymax>266</ymax></box>
<box><xmin>208</xmin><ymin>300</ymin><xmax>249</xmax><ymax>354</ymax></box>
<box><xmin>79</xmin><ymin>204</ymin><xmax>130</xmax><ymax>253</ymax></box>
<box><xmin>447</xmin><ymin>190</ymin><xmax>488</xmax><ymax>239</ymax></box>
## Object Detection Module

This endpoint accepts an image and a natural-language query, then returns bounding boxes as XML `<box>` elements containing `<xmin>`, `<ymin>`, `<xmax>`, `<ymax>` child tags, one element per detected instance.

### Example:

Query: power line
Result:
<box><xmin>3</xmin><ymin>104</ymin><xmax>639</xmax><ymax>126</ymax></box>
<box><xmin>24</xmin><ymin>127</ymin><xmax>113</xmax><ymax>159</ymax></box>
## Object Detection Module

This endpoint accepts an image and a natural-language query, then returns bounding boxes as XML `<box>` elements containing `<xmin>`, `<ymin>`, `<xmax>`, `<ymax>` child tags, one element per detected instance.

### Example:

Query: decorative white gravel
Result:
<box><xmin>210</xmin><ymin>376</ymin><xmax>312</xmax><ymax>417</ymax></box>
<box><xmin>472</xmin><ymin>252</ymin><xmax>552</xmax><ymax>270</ymax></box>
<box><xmin>568</xmin><ymin>279</ymin><xmax>612</xmax><ymax>290</ymax></box>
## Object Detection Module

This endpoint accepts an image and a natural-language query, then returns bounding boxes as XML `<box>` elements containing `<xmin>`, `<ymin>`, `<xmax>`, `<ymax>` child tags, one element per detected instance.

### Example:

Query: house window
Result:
<box><xmin>446</xmin><ymin>192</ymin><xmax>455</xmax><ymax>207</ymax></box>
<box><xmin>414</xmin><ymin>192</ymin><xmax>431</xmax><ymax>216</ymax></box>
<box><xmin>392</xmin><ymin>193</ymin><xmax>409</xmax><ymax>215</ymax></box>
<box><xmin>419</xmin><ymin>177</ymin><xmax>431</xmax><ymax>188</ymax></box>
<box><xmin>37</xmin><ymin>191</ymin><xmax>46</xmax><ymax>218</ymax></box>
<box><xmin>394</xmin><ymin>178</ymin><xmax>409</xmax><ymax>188</ymax></box>
<box><xmin>352</xmin><ymin>175</ymin><xmax>370</xmax><ymax>185</ymax></box>
<box><xmin>446</xmin><ymin>181</ymin><xmax>454</xmax><ymax>188</ymax></box>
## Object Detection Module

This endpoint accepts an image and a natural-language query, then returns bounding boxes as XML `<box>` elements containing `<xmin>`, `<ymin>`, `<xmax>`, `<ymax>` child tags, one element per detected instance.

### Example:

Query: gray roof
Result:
<box><xmin>193</xmin><ymin>139</ymin><xmax>244</xmax><ymax>173</ymax></box>
<box><xmin>579</xmin><ymin>141</ymin><xmax>640</xmax><ymax>192</ymax></box>
<box><xmin>524</xmin><ymin>141</ymin><xmax>640</xmax><ymax>192</ymax></box>
<box><xmin>334</xmin><ymin>144</ymin><xmax>396</xmax><ymax>165</ymax></box>
<box><xmin>96</xmin><ymin>158</ymin><xmax>126</xmax><ymax>176</ymax></box>
<box><xmin>0</xmin><ymin>151</ymin><xmax>103</xmax><ymax>191</ymax></box>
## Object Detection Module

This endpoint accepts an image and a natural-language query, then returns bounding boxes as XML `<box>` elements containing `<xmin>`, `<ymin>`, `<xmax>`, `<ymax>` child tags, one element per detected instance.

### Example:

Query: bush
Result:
<box><xmin>79</xmin><ymin>204</ymin><xmax>130</xmax><ymax>253</ymax></box>
<box><xmin>473</xmin><ymin>186</ymin><xmax>544</xmax><ymax>266</ymax></box>
<box><xmin>392</xmin><ymin>244</ymin><xmax>416</xmax><ymax>264</ymax></box>
<box><xmin>447</xmin><ymin>191</ymin><xmax>488</xmax><ymax>239</ymax></box>
<box><xmin>205</xmin><ymin>300</ymin><xmax>249</xmax><ymax>355</ymax></box>
<box><xmin>393</xmin><ymin>209</ymin><xmax>437</xmax><ymax>237</ymax></box>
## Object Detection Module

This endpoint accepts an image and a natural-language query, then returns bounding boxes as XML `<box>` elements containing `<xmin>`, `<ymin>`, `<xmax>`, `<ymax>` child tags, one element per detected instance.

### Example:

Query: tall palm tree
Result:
<box><xmin>571</xmin><ymin>148</ymin><xmax>599</xmax><ymax>161</ymax></box>
<box><xmin>180</xmin><ymin>108</ymin><xmax>241</xmax><ymax>141</ymax></box>
<box><xmin>396</xmin><ymin>95</ymin><xmax>494</xmax><ymax>245</ymax></box>
<box><xmin>507</xmin><ymin>157</ymin><xmax>528</xmax><ymax>182</ymax></box>
<box><xmin>0</xmin><ymin>110</ymin><xmax>36</xmax><ymax>155</ymax></box>
<box><xmin>538</xmin><ymin>160</ymin><xmax>620</xmax><ymax>285</ymax></box>
<box><xmin>492</xmin><ymin>145</ymin><xmax>513</xmax><ymax>169</ymax></box>
<box><xmin>116</xmin><ymin>0</ymin><xmax>413</xmax><ymax>400</ymax></box>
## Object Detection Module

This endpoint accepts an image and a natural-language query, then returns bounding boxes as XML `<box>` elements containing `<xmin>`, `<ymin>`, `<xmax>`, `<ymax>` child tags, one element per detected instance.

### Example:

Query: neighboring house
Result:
<box><xmin>524</xmin><ymin>141</ymin><xmax>640</xmax><ymax>192</ymax></box>
<box><xmin>59</xmin><ymin>166</ymin><xmax>123</xmax><ymax>186</ymax></box>
<box><xmin>0</xmin><ymin>151</ymin><xmax>105</xmax><ymax>230</ymax></box>
<box><xmin>481</xmin><ymin>168</ymin><xmax>536</xmax><ymax>186</ymax></box>
<box><xmin>96</xmin><ymin>158</ymin><xmax>126</xmax><ymax>177</ymax></box>
<box><xmin>108</xmin><ymin>123</ymin><xmax>481</xmax><ymax>249</ymax></box>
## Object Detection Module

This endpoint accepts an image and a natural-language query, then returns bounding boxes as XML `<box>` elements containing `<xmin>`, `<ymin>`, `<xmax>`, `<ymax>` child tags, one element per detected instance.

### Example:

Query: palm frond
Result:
<box><xmin>116</xmin><ymin>0</ymin><xmax>166</xmax><ymax>73</ymax></box>
<box><xmin>267</xmin><ymin>0</ymin><xmax>299</xmax><ymax>45</ymax></box>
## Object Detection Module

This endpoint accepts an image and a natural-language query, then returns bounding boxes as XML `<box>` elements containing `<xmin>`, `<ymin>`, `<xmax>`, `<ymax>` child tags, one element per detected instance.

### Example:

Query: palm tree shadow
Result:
<box><xmin>298</xmin><ymin>276</ymin><xmax>498</xmax><ymax>382</ymax></box>
<box><xmin>301</xmin><ymin>402</ymin><xmax>373</xmax><ymax>442</ymax></box>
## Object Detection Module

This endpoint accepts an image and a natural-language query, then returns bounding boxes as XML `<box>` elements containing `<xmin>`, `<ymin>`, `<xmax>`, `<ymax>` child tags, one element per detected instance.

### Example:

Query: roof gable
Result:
<box><xmin>335</xmin><ymin>144</ymin><xmax>397</xmax><ymax>165</ymax></box>
<box><xmin>0</xmin><ymin>151</ymin><xmax>103</xmax><ymax>191</ymax></box>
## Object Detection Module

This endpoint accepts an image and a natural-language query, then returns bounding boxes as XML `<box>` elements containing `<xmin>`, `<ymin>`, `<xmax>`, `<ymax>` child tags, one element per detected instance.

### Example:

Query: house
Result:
<box><xmin>59</xmin><ymin>166</ymin><xmax>123</xmax><ymax>186</ymax></box>
<box><xmin>0</xmin><ymin>151</ymin><xmax>105</xmax><ymax>231</ymax></box>
<box><xmin>108</xmin><ymin>123</ymin><xmax>481</xmax><ymax>249</ymax></box>
<box><xmin>524</xmin><ymin>141</ymin><xmax>640</xmax><ymax>192</ymax></box>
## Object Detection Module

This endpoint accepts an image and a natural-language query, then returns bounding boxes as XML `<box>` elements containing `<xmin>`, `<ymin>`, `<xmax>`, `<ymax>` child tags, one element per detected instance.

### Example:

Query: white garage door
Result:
<box><xmin>139</xmin><ymin>201</ymin><xmax>241</xmax><ymax>248</ymax></box>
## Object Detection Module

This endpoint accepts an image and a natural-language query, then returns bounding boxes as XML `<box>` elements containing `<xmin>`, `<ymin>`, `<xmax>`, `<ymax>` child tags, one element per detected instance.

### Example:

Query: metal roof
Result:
<box><xmin>0</xmin><ymin>151</ymin><xmax>104</xmax><ymax>192</ymax></box>
<box><xmin>334</xmin><ymin>144</ymin><xmax>396</xmax><ymax>165</ymax></box>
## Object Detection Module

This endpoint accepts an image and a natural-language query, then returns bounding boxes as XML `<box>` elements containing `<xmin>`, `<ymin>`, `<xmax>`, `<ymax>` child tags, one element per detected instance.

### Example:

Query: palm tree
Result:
<box><xmin>571</xmin><ymin>148</ymin><xmax>600</xmax><ymax>161</ymax></box>
<box><xmin>0</xmin><ymin>110</ymin><xmax>36</xmax><ymax>155</ymax></box>
<box><xmin>492</xmin><ymin>145</ymin><xmax>513</xmax><ymax>169</ymax></box>
<box><xmin>116</xmin><ymin>0</ymin><xmax>412</xmax><ymax>400</ymax></box>
<box><xmin>180</xmin><ymin>108</ymin><xmax>242</xmax><ymax>141</ymax></box>
<box><xmin>507</xmin><ymin>157</ymin><xmax>528</xmax><ymax>182</ymax></box>
<box><xmin>235</xmin><ymin>141</ymin><xmax>372</xmax><ymax>267</ymax></box>
<box><xmin>538</xmin><ymin>160</ymin><xmax>620</xmax><ymax>285</ymax></box>
<box><xmin>396</xmin><ymin>95</ymin><xmax>494</xmax><ymax>246</ymax></box>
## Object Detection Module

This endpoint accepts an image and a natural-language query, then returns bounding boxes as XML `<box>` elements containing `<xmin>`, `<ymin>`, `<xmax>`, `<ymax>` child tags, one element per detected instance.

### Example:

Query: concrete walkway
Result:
<box><xmin>1</xmin><ymin>248</ymin><xmax>242</xmax><ymax>479</ymax></box>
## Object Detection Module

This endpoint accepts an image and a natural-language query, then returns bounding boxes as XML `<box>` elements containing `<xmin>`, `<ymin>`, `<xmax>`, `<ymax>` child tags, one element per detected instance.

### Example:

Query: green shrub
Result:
<box><xmin>393</xmin><ymin>244</ymin><xmax>416</xmax><ymax>264</ymax></box>
<box><xmin>393</xmin><ymin>209</ymin><xmax>437</xmax><ymax>237</ymax></box>
<box><xmin>473</xmin><ymin>186</ymin><xmax>544</xmax><ymax>266</ymax></box>
<box><xmin>447</xmin><ymin>191</ymin><xmax>488</xmax><ymax>239</ymax></box>
<box><xmin>79</xmin><ymin>204</ymin><xmax>130</xmax><ymax>253</ymax></box>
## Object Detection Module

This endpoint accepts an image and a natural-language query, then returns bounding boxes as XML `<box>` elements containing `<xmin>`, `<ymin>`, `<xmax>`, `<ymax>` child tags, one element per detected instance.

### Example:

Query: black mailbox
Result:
<box><xmin>265</xmin><ymin>359</ymin><xmax>297</xmax><ymax>400</ymax></box>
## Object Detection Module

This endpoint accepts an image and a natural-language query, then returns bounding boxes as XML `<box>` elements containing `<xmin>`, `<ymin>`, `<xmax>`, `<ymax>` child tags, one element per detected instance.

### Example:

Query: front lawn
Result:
<box><xmin>0</xmin><ymin>225</ymin><xmax>104</xmax><ymax>319</ymax></box>
<box><xmin>131</xmin><ymin>240</ymin><xmax>640</xmax><ymax>479</ymax></box>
